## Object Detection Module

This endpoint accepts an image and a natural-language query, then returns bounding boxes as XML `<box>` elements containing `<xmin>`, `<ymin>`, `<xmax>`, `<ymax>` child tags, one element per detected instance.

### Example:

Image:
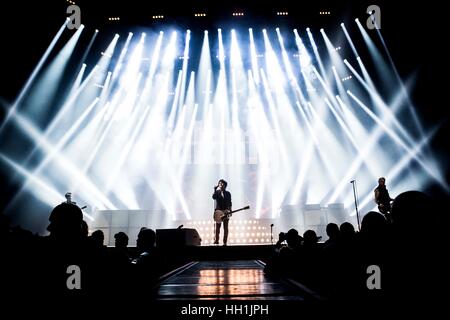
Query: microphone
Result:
<box><xmin>270</xmin><ymin>224</ymin><xmax>274</xmax><ymax>227</ymax></box>
<box><xmin>177</xmin><ymin>225</ymin><xmax>183</xmax><ymax>229</ymax></box>
<box><xmin>81</xmin><ymin>206</ymin><xmax>87</xmax><ymax>210</ymax></box>
<box><xmin>350</xmin><ymin>180</ymin><xmax>355</xmax><ymax>183</ymax></box>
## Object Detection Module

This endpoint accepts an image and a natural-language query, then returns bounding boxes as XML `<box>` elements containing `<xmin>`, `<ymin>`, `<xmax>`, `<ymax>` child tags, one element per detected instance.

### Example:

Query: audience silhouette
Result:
<box><xmin>1</xmin><ymin>187</ymin><xmax>445</xmax><ymax>311</ymax></box>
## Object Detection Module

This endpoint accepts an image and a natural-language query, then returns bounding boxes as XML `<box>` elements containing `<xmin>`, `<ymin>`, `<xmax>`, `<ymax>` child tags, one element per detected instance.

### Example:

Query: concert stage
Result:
<box><xmin>91</xmin><ymin>204</ymin><xmax>349</xmax><ymax>246</ymax></box>
<box><xmin>2</xmin><ymin>1</ymin><xmax>448</xmax><ymax>237</ymax></box>
<box><xmin>0</xmin><ymin>1</ymin><xmax>447</xmax><ymax>317</ymax></box>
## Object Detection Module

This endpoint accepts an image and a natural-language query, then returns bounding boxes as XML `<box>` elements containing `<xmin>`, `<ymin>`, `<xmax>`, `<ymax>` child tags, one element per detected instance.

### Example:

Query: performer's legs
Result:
<box><xmin>223</xmin><ymin>219</ymin><xmax>229</xmax><ymax>245</ymax></box>
<box><xmin>214</xmin><ymin>223</ymin><xmax>221</xmax><ymax>244</ymax></box>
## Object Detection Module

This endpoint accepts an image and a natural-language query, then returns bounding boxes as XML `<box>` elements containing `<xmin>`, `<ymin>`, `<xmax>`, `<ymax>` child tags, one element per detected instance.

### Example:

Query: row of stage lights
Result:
<box><xmin>190</xmin><ymin>220</ymin><xmax>262</xmax><ymax>225</ymax></box>
<box><xmin>203</xmin><ymin>238</ymin><xmax>272</xmax><ymax>245</ymax></box>
<box><xmin>197</xmin><ymin>228</ymin><xmax>271</xmax><ymax>235</ymax></box>
<box><xmin>185</xmin><ymin>220</ymin><xmax>272</xmax><ymax>245</ymax></box>
<box><xmin>66</xmin><ymin>0</ymin><xmax>76</xmax><ymax>5</ymax></box>
<box><xmin>105</xmin><ymin>11</ymin><xmax>331</xmax><ymax>21</ymax></box>
<box><xmin>107</xmin><ymin>11</ymin><xmax>333</xmax><ymax>21</ymax></box>
<box><xmin>195</xmin><ymin>226</ymin><xmax>269</xmax><ymax>231</ymax></box>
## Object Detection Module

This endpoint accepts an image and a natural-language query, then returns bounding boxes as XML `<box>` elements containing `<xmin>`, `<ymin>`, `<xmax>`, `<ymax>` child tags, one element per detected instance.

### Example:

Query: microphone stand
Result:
<box><xmin>350</xmin><ymin>180</ymin><xmax>361</xmax><ymax>231</ymax></box>
<box><xmin>270</xmin><ymin>224</ymin><xmax>274</xmax><ymax>245</ymax></box>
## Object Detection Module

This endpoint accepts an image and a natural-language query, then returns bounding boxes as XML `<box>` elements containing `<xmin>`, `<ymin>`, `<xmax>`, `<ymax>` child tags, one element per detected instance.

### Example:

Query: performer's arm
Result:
<box><xmin>374</xmin><ymin>189</ymin><xmax>380</xmax><ymax>204</ymax></box>
<box><xmin>212</xmin><ymin>186</ymin><xmax>220</xmax><ymax>199</ymax></box>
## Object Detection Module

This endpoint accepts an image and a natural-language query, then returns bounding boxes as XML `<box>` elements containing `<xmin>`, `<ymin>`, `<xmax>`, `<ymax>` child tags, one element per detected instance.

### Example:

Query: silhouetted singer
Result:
<box><xmin>212</xmin><ymin>179</ymin><xmax>232</xmax><ymax>246</ymax></box>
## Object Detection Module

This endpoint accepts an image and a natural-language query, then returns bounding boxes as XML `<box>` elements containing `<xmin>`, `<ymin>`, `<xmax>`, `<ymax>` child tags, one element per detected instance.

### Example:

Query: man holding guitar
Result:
<box><xmin>374</xmin><ymin>177</ymin><xmax>394</xmax><ymax>223</ymax></box>
<box><xmin>213</xmin><ymin>179</ymin><xmax>232</xmax><ymax>246</ymax></box>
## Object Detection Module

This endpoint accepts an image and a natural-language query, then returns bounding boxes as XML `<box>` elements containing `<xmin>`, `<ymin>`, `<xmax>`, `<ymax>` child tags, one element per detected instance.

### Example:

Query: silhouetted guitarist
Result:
<box><xmin>374</xmin><ymin>177</ymin><xmax>394</xmax><ymax>223</ymax></box>
<box><xmin>213</xmin><ymin>179</ymin><xmax>232</xmax><ymax>246</ymax></box>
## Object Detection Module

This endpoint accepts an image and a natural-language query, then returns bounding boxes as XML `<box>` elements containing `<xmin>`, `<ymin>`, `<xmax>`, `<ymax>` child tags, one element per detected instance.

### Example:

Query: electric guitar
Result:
<box><xmin>378</xmin><ymin>202</ymin><xmax>392</xmax><ymax>215</ymax></box>
<box><xmin>214</xmin><ymin>205</ymin><xmax>250</xmax><ymax>223</ymax></box>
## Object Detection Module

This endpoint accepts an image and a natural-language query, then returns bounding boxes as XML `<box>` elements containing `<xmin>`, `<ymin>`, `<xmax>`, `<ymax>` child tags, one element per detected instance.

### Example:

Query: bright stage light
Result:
<box><xmin>1</xmin><ymin>22</ymin><xmax>445</xmax><ymax>236</ymax></box>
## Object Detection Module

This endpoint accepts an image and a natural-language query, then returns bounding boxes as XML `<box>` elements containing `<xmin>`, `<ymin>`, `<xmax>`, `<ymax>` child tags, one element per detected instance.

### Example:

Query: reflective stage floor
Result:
<box><xmin>155</xmin><ymin>260</ymin><xmax>320</xmax><ymax>300</ymax></box>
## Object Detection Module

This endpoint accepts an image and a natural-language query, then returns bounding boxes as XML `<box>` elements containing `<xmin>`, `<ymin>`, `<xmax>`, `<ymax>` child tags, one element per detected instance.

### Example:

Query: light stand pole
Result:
<box><xmin>350</xmin><ymin>180</ymin><xmax>361</xmax><ymax>231</ymax></box>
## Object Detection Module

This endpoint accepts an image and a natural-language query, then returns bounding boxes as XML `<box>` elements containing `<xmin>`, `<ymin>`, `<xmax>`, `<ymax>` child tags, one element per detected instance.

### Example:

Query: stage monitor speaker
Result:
<box><xmin>156</xmin><ymin>228</ymin><xmax>202</xmax><ymax>247</ymax></box>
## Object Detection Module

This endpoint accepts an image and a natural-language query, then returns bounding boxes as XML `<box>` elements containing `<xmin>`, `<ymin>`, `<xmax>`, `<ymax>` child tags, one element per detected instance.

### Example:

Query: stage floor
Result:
<box><xmin>154</xmin><ymin>260</ymin><xmax>315</xmax><ymax>300</ymax></box>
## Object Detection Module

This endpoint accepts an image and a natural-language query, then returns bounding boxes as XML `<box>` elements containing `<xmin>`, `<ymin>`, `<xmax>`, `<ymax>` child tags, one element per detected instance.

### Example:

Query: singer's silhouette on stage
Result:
<box><xmin>212</xmin><ymin>179</ymin><xmax>232</xmax><ymax>246</ymax></box>
<box><xmin>374</xmin><ymin>177</ymin><xmax>394</xmax><ymax>222</ymax></box>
